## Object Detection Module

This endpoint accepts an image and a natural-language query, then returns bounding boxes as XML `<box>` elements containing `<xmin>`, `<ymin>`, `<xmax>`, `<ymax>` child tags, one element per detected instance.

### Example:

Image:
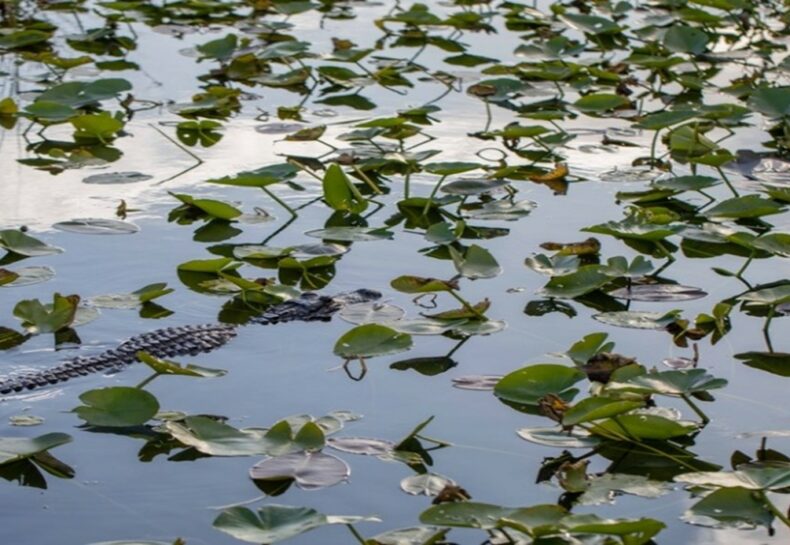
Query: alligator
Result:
<box><xmin>0</xmin><ymin>289</ymin><xmax>381</xmax><ymax>395</ymax></box>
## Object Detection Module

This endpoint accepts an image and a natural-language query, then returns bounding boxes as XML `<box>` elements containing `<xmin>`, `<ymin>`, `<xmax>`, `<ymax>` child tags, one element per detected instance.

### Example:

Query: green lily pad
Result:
<box><xmin>682</xmin><ymin>486</ymin><xmax>774</xmax><ymax>530</ymax></box>
<box><xmin>137</xmin><ymin>352</ymin><xmax>227</xmax><ymax>378</ymax></box>
<box><xmin>73</xmin><ymin>387</ymin><xmax>160</xmax><ymax>427</ymax></box>
<box><xmin>214</xmin><ymin>505</ymin><xmax>378</xmax><ymax>544</ymax></box>
<box><xmin>334</xmin><ymin>324</ymin><xmax>413</xmax><ymax>359</ymax></box>
<box><xmin>0</xmin><ymin>432</ymin><xmax>72</xmax><ymax>465</ymax></box>
<box><xmin>0</xmin><ymin>230</ymin><xmax>63</xmax><ymax>257</ymax></box>
<box><xmin>449</xmin><ymin>244</ymin><xmax>501</xmax><ymax>279</ymax></box>
<box><xmin>494</xmin><ymin>364</ymin><xmax>586</xmax><ymax>405</ymax></box>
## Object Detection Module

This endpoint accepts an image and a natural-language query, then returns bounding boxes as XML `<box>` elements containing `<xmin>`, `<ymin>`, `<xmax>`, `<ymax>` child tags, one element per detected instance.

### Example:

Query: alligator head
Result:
<box><xmin>331</xmin><ymin>288</ymin><xmax>383</xmax><ymax>305</ymax></box>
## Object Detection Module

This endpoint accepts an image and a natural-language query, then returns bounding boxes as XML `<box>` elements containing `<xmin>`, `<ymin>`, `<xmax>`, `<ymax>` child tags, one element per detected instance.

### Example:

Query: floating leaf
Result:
<box><xmin>339</xmin><ymin>302</ymin><xmax>405</xmax><ymax>324</ymax></box>
<box><xmin>73</xmin><ymin>387</ymin><xmax>160</xmax><ymax>427</ymax></box>
<box><xmin>540</xmin><ymin>266</ymin><xmax>612</xmax><ymax>299</ymax></box>
<box><xmin>170</xmin><ymin>193</ymin><xmax>242</xmax><ymax>221</ymax></box>
<box><xmin>365</xmin><ymin>527</ymin><xmax>448</xmax><ymax>545</ymax></box>
<box><xmin>449</xmin><ymin>245</ymin><xmax>501</xmax><ymax>279</ymax></box>
<box><xmin>164</xmin><ymin>416</ymin><xmax>274</xmax><ymax>457</ymax></box>
<box><xmin>137</xmin><ymin>352</ymin><xmax>227</xmax><ymax>378</ymax></box>
<box><xmin>494</xmin><ymin>364</ymin><xmax>586</xmax><ymax>405</ymax></box>
<box><xmin>593</xmin><ymin>310</ymin><xmax>678</xmax><ymax>330</ymax></box>
<box><xmin>9</xmin><ymin>415</ymin><xmax>44</xmax><ymax>427</ymax></box>
<box><xmin>663</xmin><ymin>25</ymin><xmax>709</xmax><ymax>55</ymax></box>
<box><xmin>563</xmin><ymin>397</ymin><xmax>645</xmax><ymax>426</ymax></box>
<box><xmin>390</xmin><ymin>276</ymin><xmax>456</xmax><ymax>293</ymax></box>
<box><xmin>0</xmin><ymin>230</ymin><xmax>63</xmax><ymax>257</ymax></box>
<box><xmin>705</xmin><ymin>195</ymin><xmax>785</xmax><ymax>219</ymax></box>
<box><xmin>0</xmin><ymin>266</ymin><xmax>55</xmax><ymax>288</ymax></box>
<box><xmin>735</xmin><ymin>351</ymin><xmax>790</xmax><ymax>377</ymax></box>
<box><xmin>578</xmin><ymin>473</ymin><xmax>671</xmax><ymax>505</ymax></box>
<box><xmin>608</xmin><ymin>284</ymin><xmax>707</xmax><ymax>302</ymax></box>
<box><xmin>53</xmin><ymin>218</ymin><xmax>140</xmax><ymax>235</ymax></box>
<box><xmin>516</xmin><ymin>427</ymin><xmax>601</xmax><ymax>449</ymax></box>
<box><xmin>327</xmin><ymin>437</ymin><xmax>394</xmax><ymax>456</ymax></box>
<box><xmin>607</xmin><ymin>369</ymin><xmax>727</xmax><ymax>397</ymax></box>
<box><xmin>590</xmin><ymin>413</ymin><xmax>697</xmax><ymax>440</ymax></box>
<box><xmin>451</xmin><ymin>375</ymin><xmax>502</xmax><ymax>391</ymax></box>
<box><xmin>13</xmin><ymin>293</ymin><xmax>82</xmax><ymax>334</ymax></box>
<box><xmin>461</xmin><ymin>199</ymin><xmax>536</xmax><ymax>221</ymax></box>
<box><xmin>334</xmin><ymin>324</ymin><xmax>413</xmax><ymax>359</ymax></box>
<box><xmin>82</xmin><ymin>171</ymin><xmax>152</xmax><ymax>185</ymax></box>
<box><xmin>681</xmin><ymin>486</ymin><xmax>774</xmax><ymax>530</ymax></box>
<box><xmin>441</xmin><ymin>178</ymin><xmax>509</xmax><ymax>196</ymax></box>
<box><xmin>400</xmin><ymin>473</ymin><xmax>455</xmax><ymax>496</ymax></box>
<box><xmin>305</xmin><ymin>227</ymin><xmax>394</xmax><ymax>242</ymax></box>
<box><xmin>0</xmin><ymin>433</ymin><xmax>72</xmax><ymax>465</ymax></box>
<box><xmin>249</xmin><ymin>452</ymin><xmax>350</xmax><ymax>490</ymax></box>
<box><xmin>575</xmin><ymin>93</ymin><xmax>630</xmax><ymax>113</ymax></box>
<box><xmin>213</xmin><ymin>505</ymin><xmax>378</xmax><ymax>544</ymax></box>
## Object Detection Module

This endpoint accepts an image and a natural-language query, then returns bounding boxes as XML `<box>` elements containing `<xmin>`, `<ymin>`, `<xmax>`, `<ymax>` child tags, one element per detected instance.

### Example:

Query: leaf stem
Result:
<box><xmin>136</xmin><ymin>373</ymin><xmax>161</xmax><ymax>390</ymax></box>
<box><xmin>422</xmin><ymin>175</ymin><xmax>447</xmax><ymax>215</ymax></box>
<box><xmin>681</xmin><ymin>394</ymin><xmax>710</xmax><ymax>425</ymax></box>
<box><xmin>345</xmin><ymin>524</ymin><xmax>366</xmax><ymax>545</ymax></box>
<box><xmin>261</xmin><ymin>186</ymin><xmax>297</xmax><ymax>218</ymax></box>
<box><xmin>447</xmin><ymin>289</ymin><xmax>486</xmax><ymax>320</ymax></box>
<box><xmin>759</xmin><ymin>491</ymin><xmax>790</xmax><ymax>529</ymax></box>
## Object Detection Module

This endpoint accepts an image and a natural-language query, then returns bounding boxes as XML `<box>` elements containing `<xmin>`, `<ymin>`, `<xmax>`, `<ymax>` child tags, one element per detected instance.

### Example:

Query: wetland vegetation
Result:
<box><xmin>0</xmin><ymin>0</ymin><xmax>789</xmax><ymax>543</ymax></box>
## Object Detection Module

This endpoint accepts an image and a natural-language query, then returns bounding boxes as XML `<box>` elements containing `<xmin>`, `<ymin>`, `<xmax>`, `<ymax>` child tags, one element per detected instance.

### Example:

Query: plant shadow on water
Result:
<box><xmin>0</xmin><ymin>0</ymin><xmax>789</xmax><ymax>543</ymax></box>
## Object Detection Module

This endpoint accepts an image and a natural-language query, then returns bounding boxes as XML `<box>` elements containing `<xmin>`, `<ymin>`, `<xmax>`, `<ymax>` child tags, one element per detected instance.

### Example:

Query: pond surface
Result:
<box><xmin>0</xmin><ymin>1</ymin><xmax>789</xmax><ymax>544</ymax></box>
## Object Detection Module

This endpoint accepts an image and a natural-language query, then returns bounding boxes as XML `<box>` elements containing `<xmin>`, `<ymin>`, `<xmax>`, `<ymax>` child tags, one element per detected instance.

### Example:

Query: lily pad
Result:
<box><xmin>213</xmin><ymin>505</ymin><xmax>378</xmax><ymax>544</ymax></box>
<box><xmin>73</xmin><ymin>387</ymin><xmax>160</xmax><ymax>427</ymax></box>
<box><xmin>494</xmin><ymin>364</ymin><xmax>586</xmax><ymax>405</ymax></box>
<box><xmin>334</xmin><ymin>324</ymin><xmax>413</xmax><ymax>359</ymax></box>
<box><xmin>441</xmin><ymin>178</ymin><xmax>510</xmax><ymax>196</ymax></box>
<box><xmin>9</xmin><ymin>415</ymin><xmax>44</xmax><ymax>427</ymax></box>
<box><xmin>516</xmin><ymin>427</ymin><xmax>601</xmax><ymax>449</ymax></box>
<box><xmin>0</xmin><ymin>230</ymin><xmax>63</xmax><ymax>257</ymax></box>
<box><xmin>400</xmin><ymin>473</ymin><xmax>455</xmax><ymax>496</ymax></box>
<box><xmin>608</xmin><ymin>284</ymin><xmax>707</xmax><ymax>302</ymax></box>
<box><xmin>249</xmin><ymin>451</ymin><xmax>350</xmax><ymax>490</ymax></box>
<box><xmin>327</xmin><ymin>437</ymin><xmax>394</xmax><ymax>456</ymax></box>
<box><xmin>53</xmin><ymin>218</ymin><xmax>140</xmax><ymax>235</ymax></box>
<box><xmin>593</xmin><ymin>311</ymin><xmax>676</xmax><ymax>329</ymax></box>
<box><xmin>0</xmin><ymin>433</ymin><xmax>72</xmax><ymax>465</ymax></box>
<box><xmin>451</xmin><ymin>375</ymin><xmax>503</xmax><ymax>391</ymax></box>
<box><xmin>0</xmin><ymin>266</ymin><xmax>55</xmax><ymax>288</ymax></box>
<box><xmin>82</xmin><ymin>171</ymin><xmax>152</xmax><ymax>184</ymax></box>
<box><xmin>339</xmin><ymin>302</ymin><xmax>406</xmax><ymax>324</ymax></box>
<box><xmin>461</xmin><ymin>199</ymin><xmax>536</xmax><ymax>221</ymax></box>
<box><xmin>304</xmin><ymin>227</ymin><xmax>394</xmax><ymax>241</ymax></box>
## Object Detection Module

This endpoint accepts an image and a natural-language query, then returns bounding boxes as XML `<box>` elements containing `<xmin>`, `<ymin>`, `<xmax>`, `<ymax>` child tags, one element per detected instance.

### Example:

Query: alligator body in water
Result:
<box><xmin>0</xmin><ymin>289</ymin><xmax>381</xmax><ymax>395</ymax></box>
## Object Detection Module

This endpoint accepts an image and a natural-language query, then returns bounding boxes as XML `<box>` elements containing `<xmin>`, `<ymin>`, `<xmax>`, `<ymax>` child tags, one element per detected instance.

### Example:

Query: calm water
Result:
<box><xmin>1</xmin><ymin>1</ymin><xmax>789</xmax><ymax>544</ymax></box>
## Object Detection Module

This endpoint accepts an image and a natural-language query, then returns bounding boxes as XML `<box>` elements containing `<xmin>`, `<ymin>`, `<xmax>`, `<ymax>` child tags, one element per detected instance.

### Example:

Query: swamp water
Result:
<box><xmin>0</xmin><ymin>1</ymin><xmax>789</xmax><ymax>544</ymax></box>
